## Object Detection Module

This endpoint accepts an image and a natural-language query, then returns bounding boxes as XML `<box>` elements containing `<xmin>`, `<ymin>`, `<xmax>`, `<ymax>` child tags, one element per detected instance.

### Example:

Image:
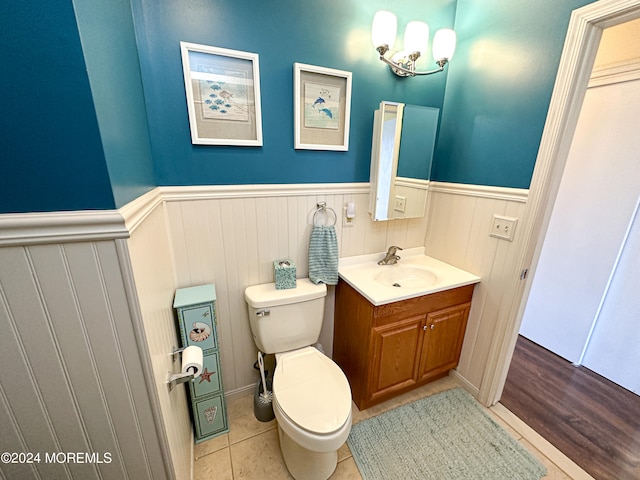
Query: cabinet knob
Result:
<box><xmin>431</xmin><ymin>324</ymin><xmax>435</xmax><ymax>329</ymax></box>
<box><xmin>423</xmin><ymin>325</ymin><xmax>427</xmax><ymax>331</ymax></box>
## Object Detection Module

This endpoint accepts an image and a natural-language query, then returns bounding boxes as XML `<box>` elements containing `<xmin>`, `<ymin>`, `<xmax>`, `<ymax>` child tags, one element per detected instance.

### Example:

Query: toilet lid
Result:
<box><xmin>273</xmin><ymin>347</ymin><xmax>351</xmax><ymax>434</ymax></box>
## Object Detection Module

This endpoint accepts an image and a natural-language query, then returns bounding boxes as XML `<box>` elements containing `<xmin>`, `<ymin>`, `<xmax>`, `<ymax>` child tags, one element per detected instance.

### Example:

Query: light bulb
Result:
<box><xmin>433</xmin><ymin>28</ymin><xmax>456</xmax><ymax>62</ymax></box>
<box><xmin>372</xmin><ymin>10</ymin><xmax>397</xmax><ymax>49</ymax></box>
<box><xmin>404</xmin><ymin>21</ymin><xmax>429</xmax><ymax>57</ymax></box>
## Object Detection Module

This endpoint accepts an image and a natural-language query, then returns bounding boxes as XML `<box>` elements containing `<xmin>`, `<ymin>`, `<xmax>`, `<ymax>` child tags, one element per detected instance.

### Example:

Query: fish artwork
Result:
<box><xmin>304</xmin><ymin>82</ymin><xmax>340</xmax><ymax>129</ymax></box>
<box><xmin>312</xmin><ymin>97</ymin><xmax>326</xmax><ymax>108</ymax></box>
<box><xmin>311</xmin><ymin>95</ymin><xmax>332</xmax><ymax>118</ymax></box>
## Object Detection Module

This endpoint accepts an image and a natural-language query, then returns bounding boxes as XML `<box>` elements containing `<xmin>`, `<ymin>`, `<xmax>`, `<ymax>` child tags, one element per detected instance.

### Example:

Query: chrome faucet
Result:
<box><xmin>378</xmin><ymin>246</ymin><xmax>403</xmax><ymax>265</ymax></box>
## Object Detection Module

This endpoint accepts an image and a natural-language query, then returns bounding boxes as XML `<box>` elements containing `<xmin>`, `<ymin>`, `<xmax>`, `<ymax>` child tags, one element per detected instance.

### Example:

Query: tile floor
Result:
<box><xmin>193</xmin><ymin>375</ymin><xmax>593</xmax><ymax>480</ymax></box>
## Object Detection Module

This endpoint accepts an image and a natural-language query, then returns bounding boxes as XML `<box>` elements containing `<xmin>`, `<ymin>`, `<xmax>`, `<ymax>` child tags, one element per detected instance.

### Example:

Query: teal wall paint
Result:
<box><xmin>1</xmin><ymin>0</ymin><xmax>603</xmax><ymax>213</ymax></box>
<box><xmin>0</xmin><ymin>2</ymin><xmax>115</xmax><ymax>213</ymax></box>
<box><xmin>432</xmin><ymin>0</ymin><xmax>596</xmax><ymax>189</ymax></box>
<box><xmin>130</xmin><ymin>0</ymin><xmax>457</xmax><ymax>186</ymax></box>
<box><xmin>73</xmin><ymin>0</ymin><xmax>157</xmax><ymax>208</ymax></box>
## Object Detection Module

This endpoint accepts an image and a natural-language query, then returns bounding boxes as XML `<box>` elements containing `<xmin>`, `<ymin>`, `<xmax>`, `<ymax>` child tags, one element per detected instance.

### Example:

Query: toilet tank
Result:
<box><xmin>244</xmin><ymin>279</ymin><xmax>327</xmax><ymax>354</ymax></box>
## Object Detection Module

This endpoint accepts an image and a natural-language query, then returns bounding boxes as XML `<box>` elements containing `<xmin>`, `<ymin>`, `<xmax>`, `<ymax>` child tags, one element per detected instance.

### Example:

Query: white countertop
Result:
<box><xmin>338</xmin><ymin>247</ymin><xmax>481</xmax><ymax>306</ymax></box>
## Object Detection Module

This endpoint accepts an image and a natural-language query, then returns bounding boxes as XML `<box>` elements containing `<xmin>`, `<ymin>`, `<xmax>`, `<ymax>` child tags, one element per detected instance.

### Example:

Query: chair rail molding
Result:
<box><xmin>0</xmin><ymin>210</ymin><xmax>128</xmax><ymax>247</ymax></box>
<box><xmin>430</xmin><ymin>182</ymin><xmax>528</xmax><ymax>203</ymax></box>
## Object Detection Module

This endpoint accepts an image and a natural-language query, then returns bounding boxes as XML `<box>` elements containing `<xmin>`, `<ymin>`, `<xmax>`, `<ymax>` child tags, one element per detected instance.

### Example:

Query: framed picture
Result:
<box><xmin>180</xmin><ymin>42</ymin><xmax>263</xmax><ymax>146</ymax></box>
<box><xmin>294</xmin><ymin>63</ymin><xmax>352</xmax><ymax>151</ymax></box>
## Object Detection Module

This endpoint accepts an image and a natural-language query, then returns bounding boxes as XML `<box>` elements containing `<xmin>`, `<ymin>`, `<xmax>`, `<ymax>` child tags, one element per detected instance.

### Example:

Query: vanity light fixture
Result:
<box><xmin>372</xmin><ymin>10</ymin><xmax>456</xmax><ymax>77</ymax></box>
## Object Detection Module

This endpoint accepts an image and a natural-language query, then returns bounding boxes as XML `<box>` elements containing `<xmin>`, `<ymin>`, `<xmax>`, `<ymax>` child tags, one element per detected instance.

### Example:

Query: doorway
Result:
<box><xmin>497</xmin><ymin>5</ymin><xmax>640</xmax><ymax>479</ymax></box>
<box><xmin>517</xmin><ymin>18</ymin><xmax>640</xmax><ymax>391</ymax></box>
<box><xmin>481</xmin><ymin>0</ymin><xmax>640</xmax><ymax>407</ymax></box>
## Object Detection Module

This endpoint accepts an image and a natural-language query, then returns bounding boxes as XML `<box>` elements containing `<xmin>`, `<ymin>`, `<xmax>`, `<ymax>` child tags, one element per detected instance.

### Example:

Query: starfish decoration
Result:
<box><xmin>199</xmin><ymin>367</ymin><xmax>215</xmax><ymax>383</ymax></box>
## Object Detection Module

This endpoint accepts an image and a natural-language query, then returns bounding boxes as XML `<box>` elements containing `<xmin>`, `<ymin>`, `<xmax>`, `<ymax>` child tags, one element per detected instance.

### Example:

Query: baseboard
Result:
<box><xmin>450</xmin><ymin>369</ymin><xmax>480</xmax><ymax>400</ymax></box>
<box><xmin>225</xmin><ymin>383</ymin><xmax>256</xmax><ymax>401</ymax></box>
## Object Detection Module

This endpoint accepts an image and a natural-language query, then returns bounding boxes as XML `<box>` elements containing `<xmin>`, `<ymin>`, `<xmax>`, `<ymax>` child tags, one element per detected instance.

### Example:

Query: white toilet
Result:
<box><xmin>244</xmin><ymin>279</ymin><xmax>352</xmax><ymax>480</ymax></box>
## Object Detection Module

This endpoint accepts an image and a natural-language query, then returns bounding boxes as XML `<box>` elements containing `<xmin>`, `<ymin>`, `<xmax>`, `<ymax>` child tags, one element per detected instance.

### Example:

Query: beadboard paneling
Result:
<box><xmin>164</xmin><ymin>186</ymin><xmax>429</xmax><ymax>393</ymax></box>
<box><xmin>0</xmin><ymin>180</ymin><xmax>530</xmax><ymax>480</ymax></box>
<box><xmin>125</xmin><ymin>201</ymin><xmax>192</xmax><ymax>480</ymax></box>
<box><xmin>0</xmin><ymin>242</ymin><xmax>168</xmax><ymax>480</ymax></box>
<box><xmin>425</xmin><ymin>187</ymin><xmax>528</xmax><ymax>393</ymax></box>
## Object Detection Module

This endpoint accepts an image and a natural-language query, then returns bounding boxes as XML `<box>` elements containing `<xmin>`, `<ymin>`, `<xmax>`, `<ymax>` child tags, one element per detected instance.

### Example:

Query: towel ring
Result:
<box><xmin>313</xmin><ymin>202</ymin><xmax>337</xmax><ymax>226</ymax></box>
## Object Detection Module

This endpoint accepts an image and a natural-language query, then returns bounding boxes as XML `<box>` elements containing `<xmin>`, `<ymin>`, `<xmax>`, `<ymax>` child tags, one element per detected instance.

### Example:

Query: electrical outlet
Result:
<box><xmin>393</xmin><ymin>195</ymin><xmax>406</xmax><ymax>213</ymax></box>
<box><xmin>490</xmin><ymin>214</ymin><xmax>518</xmax><ymax>241</ymax></box>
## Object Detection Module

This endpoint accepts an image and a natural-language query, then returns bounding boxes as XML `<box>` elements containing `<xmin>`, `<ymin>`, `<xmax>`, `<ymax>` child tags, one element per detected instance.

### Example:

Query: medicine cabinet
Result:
<box><xmin>368</xmin><ymin>101</ymin><xmax>439</xmax><ymax>221</ymax></box>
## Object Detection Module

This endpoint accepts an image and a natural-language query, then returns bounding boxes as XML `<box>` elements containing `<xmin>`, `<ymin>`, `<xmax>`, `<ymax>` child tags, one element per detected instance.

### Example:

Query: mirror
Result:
<box><xmin>368</xmin><ymin>101</ymin><xmax>439</xmax><ymax>221</ymax></box>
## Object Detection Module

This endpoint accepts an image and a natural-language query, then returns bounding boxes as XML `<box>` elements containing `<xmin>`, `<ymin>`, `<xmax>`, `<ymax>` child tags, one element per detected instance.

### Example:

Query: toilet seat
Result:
<box><xmin>273</xmin><ymin>347</ymin><xmax>351</xmax><ymax>435</ymax></box>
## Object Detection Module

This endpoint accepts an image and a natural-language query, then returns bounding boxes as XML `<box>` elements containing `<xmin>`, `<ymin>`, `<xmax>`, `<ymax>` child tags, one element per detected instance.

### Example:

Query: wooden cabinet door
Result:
<box><xmin>418</xmin><ymin>303</ymin><xmax>471</xmax><ymax>382</ymax></box>
<box><xmin>368</xmin><ymin>315</ymin><xmax>425</xmax><ymax>403</ymax></box>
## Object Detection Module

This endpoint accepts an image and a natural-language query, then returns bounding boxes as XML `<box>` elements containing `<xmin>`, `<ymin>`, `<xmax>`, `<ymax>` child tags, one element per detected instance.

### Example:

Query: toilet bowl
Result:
<box><xmin>272</xmin><ymin>347</ymin><xmax>352</xmax><ymax>479</ymax></box>
<box><xmin>244</xmin><ymin>279</ymin><xmax>353</xmax><ymax>480</ymax></box>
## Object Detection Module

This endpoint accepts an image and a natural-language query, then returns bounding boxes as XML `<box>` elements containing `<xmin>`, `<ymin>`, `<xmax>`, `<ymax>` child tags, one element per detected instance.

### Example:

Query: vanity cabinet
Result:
<box><xmin>333</xmin><ymin>280</ymin><xmax>474</xmax><ymax>410</ymax></box>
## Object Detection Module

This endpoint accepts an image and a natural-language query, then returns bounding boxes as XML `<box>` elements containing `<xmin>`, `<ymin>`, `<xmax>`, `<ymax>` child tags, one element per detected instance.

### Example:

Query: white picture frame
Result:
<box><xmin>180</xmin><ymin>42</ymin><xmax>263</xmax><ymax>146</ymax></box>
<box><xmin>294</xmin><ymin>63</ymin><xmax>352</xmax><ymax>151</ymax></box>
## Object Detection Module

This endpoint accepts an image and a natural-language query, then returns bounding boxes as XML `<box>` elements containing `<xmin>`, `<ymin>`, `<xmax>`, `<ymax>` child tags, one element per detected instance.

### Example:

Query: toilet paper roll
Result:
<box><xmin>181</xmin><ymin>345</ymin><xmax>203</xmax><ymax>378</ymax></box>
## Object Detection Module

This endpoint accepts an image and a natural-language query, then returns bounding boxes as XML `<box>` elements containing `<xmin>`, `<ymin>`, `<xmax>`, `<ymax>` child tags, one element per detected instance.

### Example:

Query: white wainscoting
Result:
<box><xmin>123</xmin><ymin>190</ymin><xmax>192</xmax><ymax>480</ymax></box>
<box><xmin>160</xmin><ymin>182</ymin><xmax>529</xmax><ymax>398</ymax></box>
<box><xmin>0</xmin><ymin>239</ymin><xmax>169</xmax><ymax>480</ymax></box>
<box><xmin>161</xmin><ymin>183</ymin><xmax>430</xmax><ymax>394</ymax></box>
<box><xmin>425</xmin><ymin>183</ymin><xmax>529</xmax><ymax>394</ymax></box>
<box><xmin>0</xmin><ymin>180</ymin><xmax>529</xmax><ymax>480</ymax></box>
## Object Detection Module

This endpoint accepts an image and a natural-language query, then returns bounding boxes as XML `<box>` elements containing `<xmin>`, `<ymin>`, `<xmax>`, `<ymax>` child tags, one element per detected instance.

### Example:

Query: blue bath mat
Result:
<box><xmin>347</xmin><ymin>388</ymin><xmax>547</xmax><ymax>480</ymax></box>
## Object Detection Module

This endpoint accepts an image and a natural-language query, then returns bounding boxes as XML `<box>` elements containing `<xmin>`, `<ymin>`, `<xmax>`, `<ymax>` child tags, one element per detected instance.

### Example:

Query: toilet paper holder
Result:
<box><xmin>171</xmin><ymin>346</ymin><xmax>186</xmax><ymax>362</ymax></box>
<box><xmin>167</xmin><ymin>346</ymin><xmax>199</xmax><ymax>392</ymax></box>
<box><xmin>167</xmin><ymin>371</ymin><xmax>194</xmax><ymax>391</ymax></box>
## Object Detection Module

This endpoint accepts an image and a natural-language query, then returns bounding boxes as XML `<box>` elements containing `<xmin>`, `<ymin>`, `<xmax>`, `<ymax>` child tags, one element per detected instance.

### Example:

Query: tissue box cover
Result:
<box><xmin>274</xmin><ymin>260</ymin><xmax>297</xmax><ymax>289</ymax></box>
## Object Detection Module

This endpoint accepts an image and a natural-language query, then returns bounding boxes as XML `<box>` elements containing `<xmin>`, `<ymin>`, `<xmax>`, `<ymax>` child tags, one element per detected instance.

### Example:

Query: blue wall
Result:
<box><xmin>1</xmin><ymin>0</ymin><xmax>601</xmax><ymax>213</ymax></box>
<box><xmin>130</xmin><ymin>0</ymin><xmax>456</xmax><ymax>186</ymax></box>
<box><xmin>0</xmin><ymin>2</ymin><xmax>115</xmax><ymax>213</ymax></box>
<box><xmin>74</xmin><ymin>0</ymin><xmax>156</xmax><ymax>208</ymax></box>
<box><xmin>0</xmin><ymin>0</ymin><xmax>156</xmax><ymax>213</ymax></box>
<box><xmin>433</xmin><ymin>0</ymin><xmax>595</xmax><ymax>189</ymax></box>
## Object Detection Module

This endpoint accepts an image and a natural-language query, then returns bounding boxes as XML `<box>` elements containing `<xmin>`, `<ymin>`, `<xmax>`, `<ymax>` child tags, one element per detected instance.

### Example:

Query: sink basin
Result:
<box><xmin>338</xmin><ymin>247</ymin><xmax>481</xmax><ymax>305</ymax></box>
<box><xmin>374</xmin><ymin>266</ymin><xmax>438</xmax><ymax>289</ymax></box>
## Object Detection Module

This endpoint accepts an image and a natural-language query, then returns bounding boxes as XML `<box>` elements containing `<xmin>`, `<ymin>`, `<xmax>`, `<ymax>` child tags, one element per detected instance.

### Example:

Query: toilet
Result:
<box><xmin>244</xmin><ymin>279</ymin><xmax>352</xmax><ymax>480</ymax></box>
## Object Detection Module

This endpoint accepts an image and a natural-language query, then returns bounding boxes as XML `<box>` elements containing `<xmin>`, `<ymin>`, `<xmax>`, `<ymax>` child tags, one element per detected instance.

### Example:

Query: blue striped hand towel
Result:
<box><xmin>308</xmin><ymin>225</ymin><xmax>339</xmax><ymax>285</ymax></box>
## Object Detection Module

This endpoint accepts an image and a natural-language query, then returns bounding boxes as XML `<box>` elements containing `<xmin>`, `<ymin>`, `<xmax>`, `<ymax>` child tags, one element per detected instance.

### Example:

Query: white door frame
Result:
<box><xmin>479</xmin><ymin>0</ymin><xmax>640</xmax><ymax>406</ymax></box>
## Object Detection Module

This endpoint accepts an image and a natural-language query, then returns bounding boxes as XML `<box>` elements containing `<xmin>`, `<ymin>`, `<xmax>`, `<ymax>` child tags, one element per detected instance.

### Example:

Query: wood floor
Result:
<box><xmin>501</xmin><ymin>335</ymin><xmax>640</xmax><ymax>480</ymax></box>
